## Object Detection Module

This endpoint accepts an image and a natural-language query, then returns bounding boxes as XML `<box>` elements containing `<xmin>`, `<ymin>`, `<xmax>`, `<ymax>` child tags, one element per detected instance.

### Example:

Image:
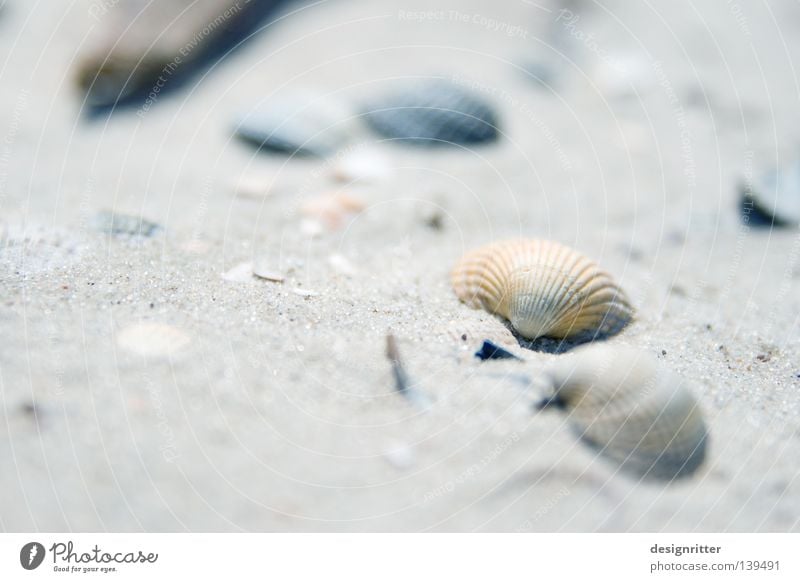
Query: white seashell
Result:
<box><xmin>332</xmin><ymin>148</ymin><xmax>392</xmax><ymax>183</ymax></box>
<box><xmin>117</xmin><ymin>323</ymin><xmax>191</xmax><ymax>358</ymax></box>
<box><xmin>221</xmin><ymin>262</ymin><xmax>254</xmax><ymax>282</ymax></box>
<box><xmin>451</xmin><ymin>239</ymin><xmax>633</xmax><ymax>340</ymax></box>
<box><xmin>539</xmin><ymin>345</ymin><xmax>708</xmax><ymax>480</ymax></box>
<box><xmin>252</xmin><ymin>259</ymin><xmax>285</xmax><ymax>283</ymax></box>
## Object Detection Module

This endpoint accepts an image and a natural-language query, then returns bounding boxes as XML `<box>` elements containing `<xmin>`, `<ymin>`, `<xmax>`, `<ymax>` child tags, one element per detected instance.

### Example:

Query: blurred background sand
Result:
<box><xmin>0</xmin><ymin>0</ymin><xmax>799</xmax><ymax>531</ymax></box>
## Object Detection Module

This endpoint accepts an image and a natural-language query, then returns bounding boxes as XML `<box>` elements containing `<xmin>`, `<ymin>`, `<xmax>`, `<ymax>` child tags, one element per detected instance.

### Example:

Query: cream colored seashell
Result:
<box><xmin>539</xmin><ymin>345</ymin><xmax>708</xmax><ymax>480</ymax></box>
<box><xmin>451</xmin><ymin>239</ymin><xmax>633</xmax><ymax>340</ymax></box>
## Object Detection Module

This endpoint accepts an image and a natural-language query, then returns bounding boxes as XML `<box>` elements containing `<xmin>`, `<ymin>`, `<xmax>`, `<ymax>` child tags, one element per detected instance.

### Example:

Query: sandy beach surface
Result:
<box><xmin>1</xmin><ymin>0</ymin><xmax>799</xmax><ymax>531</ymax></box>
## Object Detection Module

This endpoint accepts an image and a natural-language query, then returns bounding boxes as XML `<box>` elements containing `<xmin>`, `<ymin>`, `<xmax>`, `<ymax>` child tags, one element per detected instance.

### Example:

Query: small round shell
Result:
<box><xmin>451</xmin><ymin>239</ymin><xmax>633</xmax><ymax>340</ymax></box>
<box><xmin>539</xmin><ymin>345</ymin><xmax>708</xmax><ymax>480</ymax></box>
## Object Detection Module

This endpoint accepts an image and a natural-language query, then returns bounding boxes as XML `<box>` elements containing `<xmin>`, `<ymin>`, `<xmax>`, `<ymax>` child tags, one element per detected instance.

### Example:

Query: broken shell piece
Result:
<box><xmin>292</xmin><ymin>288</ymin><xmax>319</xmax><ymax>297</ymax></box>
<box><xmin>233</xmin><ymin>174</ymin><xmax>276</xmax><ymax>200</ymax></box>
<box><xmin>475</xmin><ymin>340</ymin><xmax>521</xmax><ymax>361</ymax></box>
<box><xmin>741</xmin><ymin>160</ymin><xmax>800</xmax><ymax>228</ymax></box>
<box><xmin>222</xmin><ymin>262</ymin><xmax>254</xmax><ymax>282</ymax></box>
<box><xmin>332</xmin><ymin>148</ymin><xmax>392</xmax><ymax>183</ymax></box>
<box><xmin>252</xmin><ymin>258</ymin><xmax>285</xmax><ymax>282</ymax></box>
<box><xmin>539</xmin><ymin>344</ymin><xmax>708</xmax><ymax>480</ymax></box>
<box><xmin>117</xmin><ymin>322</ymin><xmax>191</xmax><ymax>357</ymax></box>
<box><xmin>301</xmin><ymin>191</ymin><xmax>366</xmax><ymax>231</ymax></box>
<box><xmin>451</xmin><ymin>239</ymin><xmax>634</xmax><ymax>340</ymax></box>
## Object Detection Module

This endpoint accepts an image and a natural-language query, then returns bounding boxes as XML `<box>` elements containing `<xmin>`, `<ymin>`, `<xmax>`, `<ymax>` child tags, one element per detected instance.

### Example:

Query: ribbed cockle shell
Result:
<box><xmin>539</xmin><ymin>345</ymin><xmax>708</xmax><ymax>480</ymax></box>
<box><xmin>451</xmin><ymin>239</ymin><xmax>633</xmax><ymax>340</ymax></box>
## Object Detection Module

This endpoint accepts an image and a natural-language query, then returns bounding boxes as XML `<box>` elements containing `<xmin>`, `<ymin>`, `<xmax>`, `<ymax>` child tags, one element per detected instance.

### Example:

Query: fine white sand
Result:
<box><xmin>1</xmin><ymin>0</ymin><xmax>799</xmax><ymax>531</ymax></box>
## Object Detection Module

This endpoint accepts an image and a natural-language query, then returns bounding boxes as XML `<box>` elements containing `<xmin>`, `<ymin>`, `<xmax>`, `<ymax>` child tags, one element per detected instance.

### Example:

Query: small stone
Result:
<box><xmin>382</xmin><ymin>441</ymin><xmax>416</xmax><ymax>470</ymax></box>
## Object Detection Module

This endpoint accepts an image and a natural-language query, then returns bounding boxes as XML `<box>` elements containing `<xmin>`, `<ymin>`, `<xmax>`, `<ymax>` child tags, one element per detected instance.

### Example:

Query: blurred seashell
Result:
<box><xmin>741</xmin><ymin>160</ymin><xmax>800</xmax><ymax>228</ymax></box>
<box><xmin>332</xmin><ymin>148</ymin><xmax>392</xmax><ymax>183</ymax></box>
<box><xmin>77</xmin><ymin>0</ymin><xmax>263</xmax><ymax>107</ymax></box>
<box><xmin>221</xmin><ymin>262</ymin><xmax>254</xmax><ymax>282</ymax></box>
<box><xmin>538</xmin><ymin>345</ymin><xmax>708</xmax><ymax>480</ymax></box>
<box><xmin>233</xmin><ymin>174</ymin><xmax>277</xmax><ymax>200</ymax></box>
<box><xmin>360</xmin><ymin>79</ymin><xmax>499</xmax><ymax>146</ymax></box>
<box><xmin>382</xmin><ymin>441</ymin><xmax>416</xmax><ymax>470</ymax></box>
<box><xmin>451</xmin><ymin>239</ymin><xmax>633</xmax><ymax>340</ymax></box>
<box><xmin>592</xmin><ymin>54</ymin><xmax>654</xmax><ymax>100</ymax></box>
<box><xmin>235</xmin><ymin>92</ymin><xmax>354</xmax><ymax>157</ymax></box>
<box><xmin>301</xmin><ymin>191</ymin><xmax>365</xmax><ymax>231</ymax></box>
<box><xmin>181</xmin><ymin>239</ymin><xmax>211</xmax><ymax>254</ymax></box>
<box><xmin>117</xmin><ymin>322</ymin><xmax>190</xmax><ymax>358</ymax></box>
<box><xmin>252</xmin><ymin>259</ymin><xmax>285</xmax><ymax>282</ymax></box>
<box><xmin>328</xmin><ymin>253</ymin><xmax>356</xmax><ymax>276</ymax></box>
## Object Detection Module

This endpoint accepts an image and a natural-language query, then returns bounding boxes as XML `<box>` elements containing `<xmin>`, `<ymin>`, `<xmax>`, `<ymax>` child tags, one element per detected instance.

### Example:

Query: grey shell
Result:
<box><xmin>235</xmin><ymin>92</ymin><xmax>353</xmax><ymax>157</ymax></box>
<box><xmin>540</xmin><ymin>345</ymin><xmax>708</xmax><ymax>481</ymax></box>
<box><xmin>360</xmin><ymin>79</ymin><xmax>499</xmax><ymax>146</ymax></box>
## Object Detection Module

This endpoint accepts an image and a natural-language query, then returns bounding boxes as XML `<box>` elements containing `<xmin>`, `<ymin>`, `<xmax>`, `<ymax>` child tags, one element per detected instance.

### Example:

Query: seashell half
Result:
<box><xmin>76</xmin><ymin>0</ymin><xmax>260</xmax><ymax>107</ymax></box>
<box><xmin>741</xmin><ymin>160</ymin><xmax>800</xmax><ymax>228</ymax></box>
<box><xmin>451</xmin><ymin>239</ymin><xmax>633</xmax><ymax>340</ymax></box>
<box><xmin>539</xmin><ymin>345</ymin><xmax>708</xmax><ymax>480</ymax></box>
<box><xmin>360</xmin><ymin>79</ymin><xmax>499</xmax><ymax>146</ymax></box>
